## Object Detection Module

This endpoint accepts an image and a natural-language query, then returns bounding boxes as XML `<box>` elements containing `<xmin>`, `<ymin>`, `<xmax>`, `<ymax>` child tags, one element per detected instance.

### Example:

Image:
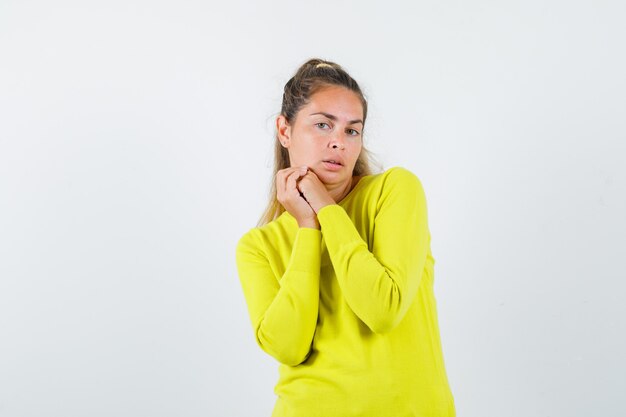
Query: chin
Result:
<box><xmin>314</xmin><ymin>166</ymin><xmax>349</xmax><ymax>183</ymax></box>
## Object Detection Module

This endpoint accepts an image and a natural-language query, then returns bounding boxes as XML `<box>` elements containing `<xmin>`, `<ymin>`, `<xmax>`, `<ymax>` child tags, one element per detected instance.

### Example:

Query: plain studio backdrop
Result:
<box><xmin>1</xmin><ymin>1</ymin><xmax>624</xmax><ymax>416</ymax></box>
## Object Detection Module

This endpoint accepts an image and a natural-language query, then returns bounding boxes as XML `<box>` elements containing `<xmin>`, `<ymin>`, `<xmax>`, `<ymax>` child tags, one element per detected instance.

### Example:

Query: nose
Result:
<box><xmin>330</xmin><ymin>132</ymin><xmax>346</xmax><ymax>150</ymax></box>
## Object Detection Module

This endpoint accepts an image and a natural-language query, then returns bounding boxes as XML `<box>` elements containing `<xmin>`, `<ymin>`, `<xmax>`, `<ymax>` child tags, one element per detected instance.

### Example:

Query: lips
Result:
<box><xmin>322</xmin><ymin>158</ymin><xmax>343</xmax><ymax>166</ymax></box>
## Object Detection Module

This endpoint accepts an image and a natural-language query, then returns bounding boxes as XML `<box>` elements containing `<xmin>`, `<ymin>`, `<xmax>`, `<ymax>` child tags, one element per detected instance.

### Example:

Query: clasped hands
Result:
<box><xmin>276</xmin><ymin>166</ymin><xmax>336</xmax><ymax>228</ymax></box>
<box><xmin>296</xmin><ymin>167</ymin><xmax>336</xmax><ymax>214</ymax></box>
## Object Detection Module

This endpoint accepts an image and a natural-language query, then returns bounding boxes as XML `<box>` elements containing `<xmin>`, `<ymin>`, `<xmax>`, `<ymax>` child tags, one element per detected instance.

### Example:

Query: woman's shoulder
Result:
<box><xmin>235</xmin><ymin>226</ymin><xmax>261</xmax><ymax>257</ymax></box>
<box><xmin>382</xmin><ymin>165</ymin><xmax>420</xmax><ymax>180</ymax></box>
<box><xmin>350</xmin><ymin>166</ymin><xmax>426</xmax><ymax>211</ymax></box>
<box><xmin>374</xmin><ymin>165</ymin><xmax>425</xmax><ymax>192</ymax></box>
<box><xmin>236</xmin><ymin>211</ymin><xmax>294</xmax><ymax>255</ymax></box>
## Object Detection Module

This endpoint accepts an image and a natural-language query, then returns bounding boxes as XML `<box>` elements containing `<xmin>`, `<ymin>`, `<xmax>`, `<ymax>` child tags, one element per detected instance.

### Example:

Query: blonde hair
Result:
<box><xmin>257</xmin><ymin>58</ymin><xmax>382</xmax><ymax>227</ymax></box>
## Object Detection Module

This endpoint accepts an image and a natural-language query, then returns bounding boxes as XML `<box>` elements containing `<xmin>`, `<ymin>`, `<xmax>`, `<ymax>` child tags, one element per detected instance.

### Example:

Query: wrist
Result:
<box><xmin>298</xmin><ymin>217</ymin><xmax>320</xmax><ymax>230</ymax></box>
<box><xmin>315</xmin><ymin>202</ymin><xmax>336</xmax><ymax>214</ymax></box>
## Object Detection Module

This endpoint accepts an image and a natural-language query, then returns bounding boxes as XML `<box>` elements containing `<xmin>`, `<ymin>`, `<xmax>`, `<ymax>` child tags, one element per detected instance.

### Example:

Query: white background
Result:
<box><xmin>1</xmin><ymin>1</ymin><xmax>624</xmax><ymax>416</ymax></box>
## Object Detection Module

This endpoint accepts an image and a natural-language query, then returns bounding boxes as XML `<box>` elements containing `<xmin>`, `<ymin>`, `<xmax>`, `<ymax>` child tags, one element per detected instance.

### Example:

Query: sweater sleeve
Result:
<box><xmin>316</xmin><ymin>167</ymin><xmax>430</xmax><ymax>334</ymax></box>
<box><xmin>235</xmin><ymin>227</ymin><xmax>321</xmax><ymax>366</ymax></box>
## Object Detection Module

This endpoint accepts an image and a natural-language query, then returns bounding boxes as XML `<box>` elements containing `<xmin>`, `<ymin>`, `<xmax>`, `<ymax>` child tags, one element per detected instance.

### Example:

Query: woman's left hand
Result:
<box><xmin>296</xmin><ymin>168</ymin><xmax>336</xmax><ymax>214</ymax></box>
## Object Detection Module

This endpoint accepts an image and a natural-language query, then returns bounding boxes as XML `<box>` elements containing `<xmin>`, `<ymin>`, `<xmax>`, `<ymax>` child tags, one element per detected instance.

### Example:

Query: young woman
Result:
<box><xmin>235</xmin><ymin>58</ymin><xmax>456</xmax><ymax>417</ymax></box>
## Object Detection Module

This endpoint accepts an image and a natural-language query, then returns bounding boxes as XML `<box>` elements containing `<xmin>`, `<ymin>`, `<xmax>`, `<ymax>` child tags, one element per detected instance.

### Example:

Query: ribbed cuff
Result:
<box><xmin>317</xmin><ymin>204</ymin><xmax>354</xmax><ymax>236</ymax></box>
<box><xmin>317</xmin><ymin>204</ymin><xmax>343</xmax><ymax>221</ymax></box>
<box><xmin>286</xmin><ymin>227</ymin><xmax>322</xmax><ymax>272</ymax></box>
<box><xmin>317</xmin><ymin>204</ymin><xmax>367</xmax><ymax>253</ymax></box>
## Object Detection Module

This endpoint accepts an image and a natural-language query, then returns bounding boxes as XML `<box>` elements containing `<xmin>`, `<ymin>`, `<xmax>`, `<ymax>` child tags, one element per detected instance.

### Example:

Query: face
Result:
<box><xmin>277</xmin><ymin>85</ymin><xmax>364</xmax><ymax>186</ymax></box>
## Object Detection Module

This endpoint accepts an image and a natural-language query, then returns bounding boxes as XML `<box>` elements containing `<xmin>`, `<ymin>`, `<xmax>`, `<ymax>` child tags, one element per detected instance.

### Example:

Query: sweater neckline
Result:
<box><xmin>281</xmin><ymin>174</ymin><xmax>374</xmax><ymax>224</ymax></box>
<box><xmin>337</xmin><ymin>173</ymin><xmax>370</xmax><ymax>205</ymax></box>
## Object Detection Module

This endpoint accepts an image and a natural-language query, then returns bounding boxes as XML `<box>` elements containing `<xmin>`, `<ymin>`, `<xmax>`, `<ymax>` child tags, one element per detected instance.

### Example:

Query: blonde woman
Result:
<box><xmin>235</xmin><ymin>58</ymin><xmax>456</xmax><ymax>417</ymax></box>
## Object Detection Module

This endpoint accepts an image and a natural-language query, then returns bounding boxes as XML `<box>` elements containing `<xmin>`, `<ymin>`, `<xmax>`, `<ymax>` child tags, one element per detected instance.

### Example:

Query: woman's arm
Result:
<box><xmin>317</xmin><ymin>167</ymin><xmax>430</xmax><ymax>334</ymax></box>
<box><xmin>235</xmin><ymin>227</ymin><xmax>321</xmax><ymax>366</ymax></box>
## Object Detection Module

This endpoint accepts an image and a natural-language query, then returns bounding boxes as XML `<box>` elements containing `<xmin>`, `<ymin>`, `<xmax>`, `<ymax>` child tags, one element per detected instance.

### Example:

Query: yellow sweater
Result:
<box><xmin>235</xmin><ymin>166</ymin><xmax>455</xmax><ymax>417</ymax></box>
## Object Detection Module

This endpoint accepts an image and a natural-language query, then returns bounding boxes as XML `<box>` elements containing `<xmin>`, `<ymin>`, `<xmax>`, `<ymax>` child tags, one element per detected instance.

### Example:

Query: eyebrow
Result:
<box><xmin>309</xmin><ymin>112</ymin><xmax>363</xmax><ymax>126</ymax></box>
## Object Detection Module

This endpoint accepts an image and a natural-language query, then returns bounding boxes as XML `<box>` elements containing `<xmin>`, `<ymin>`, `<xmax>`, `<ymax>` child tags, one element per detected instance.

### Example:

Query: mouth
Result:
<box><xmin>323</xmin><ymin>160</ymin><xmax>343</xmax><ymax>166</ymax></box>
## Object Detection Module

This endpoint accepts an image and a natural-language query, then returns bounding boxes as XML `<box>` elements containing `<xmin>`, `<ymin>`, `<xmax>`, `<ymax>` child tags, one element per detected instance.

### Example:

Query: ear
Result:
<box><xmin>276</xmin><ymin>115</ymin><xmax>292</xmax><ymax>148</ymax></box>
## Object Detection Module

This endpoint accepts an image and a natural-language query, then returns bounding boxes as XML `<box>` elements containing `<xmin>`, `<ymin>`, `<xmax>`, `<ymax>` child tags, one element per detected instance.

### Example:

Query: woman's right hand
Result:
<box><xmin>276</xmin><ymin>166</ymin><xmax>319</xmax><ymax>228</ymax></box>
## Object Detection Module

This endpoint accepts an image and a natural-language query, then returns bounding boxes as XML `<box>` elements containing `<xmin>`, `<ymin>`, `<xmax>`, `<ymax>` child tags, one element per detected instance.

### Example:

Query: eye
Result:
<box><xmin>316</xmin><ymin>122</ymin><xmax>330</xmax><ymax>129</ymax></box>
<box><xmin>347</xmin><ymin>128</ymin><xmax>360</xmax><ymax>136</ymax></box>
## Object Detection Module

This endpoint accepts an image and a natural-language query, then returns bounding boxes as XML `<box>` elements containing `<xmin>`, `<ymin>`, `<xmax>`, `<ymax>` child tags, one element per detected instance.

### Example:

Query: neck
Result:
<box><xmin>326</xmin><ymin>177</ymin><xmax>356</xmax><ymax>203</ymax></box>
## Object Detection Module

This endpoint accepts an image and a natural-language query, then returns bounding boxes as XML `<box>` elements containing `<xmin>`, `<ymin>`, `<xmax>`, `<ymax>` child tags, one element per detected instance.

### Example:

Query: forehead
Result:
<box><xmin>305</xmin><ymin>85</ymin><xmax>363</xmax><ymax>118</ymax></box>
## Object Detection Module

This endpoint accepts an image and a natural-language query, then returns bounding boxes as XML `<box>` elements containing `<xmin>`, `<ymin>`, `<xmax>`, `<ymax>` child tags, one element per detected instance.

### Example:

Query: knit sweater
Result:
<box><xmin>235</xmin><ymin>166</ymin><xmax>455</xmax><ymax>417</ymax></box>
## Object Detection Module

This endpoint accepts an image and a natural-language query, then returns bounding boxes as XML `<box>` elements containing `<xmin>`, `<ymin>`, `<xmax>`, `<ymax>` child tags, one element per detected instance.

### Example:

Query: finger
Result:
<box><xmin>276</xmin><ymin>167</ymin><xmax>301</xmax><ymax>195</ymax></box>
<box><xmin>276</xmin><ymin>170</ymin><xmax>287</xmax><ymax>197</ymax></box>
<box><xmin>304</xmin><ymin>168</ymin><xmax>317</xmax><ymax>178</ymax></box>
<box><xmin>277</xmin><ymin>166</ymin><xmax>306</xmax><ymax>181</ymax></box>
<box><xmin>286</xmin><ymin>170</ymin><xmax>306</xmax><ymax>197</ymax></box>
